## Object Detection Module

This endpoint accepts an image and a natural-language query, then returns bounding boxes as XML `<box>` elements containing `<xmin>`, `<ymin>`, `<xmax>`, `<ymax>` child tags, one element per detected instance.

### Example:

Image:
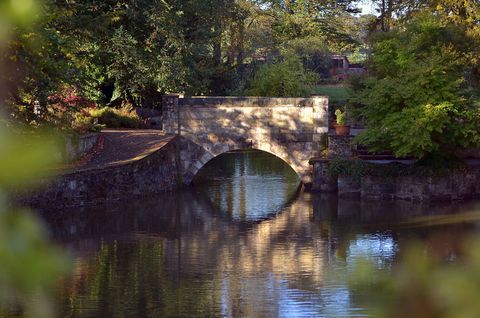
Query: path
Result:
<box><xmin>76</xmin><ymin>129</ymin><xmax>174</xmax><ymax>171</ymax></box>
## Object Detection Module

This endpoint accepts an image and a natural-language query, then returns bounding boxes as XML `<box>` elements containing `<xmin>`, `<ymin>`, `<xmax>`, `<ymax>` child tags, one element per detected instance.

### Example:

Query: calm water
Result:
<box><xmin>41</xmin><ymin>150</ymin><xmax>480</xmax><ymax>317</ymax></box>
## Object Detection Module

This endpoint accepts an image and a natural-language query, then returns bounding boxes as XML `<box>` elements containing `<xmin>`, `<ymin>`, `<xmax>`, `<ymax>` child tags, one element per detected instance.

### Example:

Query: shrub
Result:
<box><xmin>71</xmin><ymin>113</ymin><xmax>103</xmax><ymax>134</ymax></box>
<box><xmin>281</xmin><ymin>37</ymin><xmax>331</xmax><ymax>78</ymax></box>
<box><xmin>88</xmin><ymin>104</ymin><xmax>143</xmax><ymax>129</ymax></box>
<box><xmin>244</xmin><ymin>55</ymin><xmax>319</xmax><ymax>97</ymax></box>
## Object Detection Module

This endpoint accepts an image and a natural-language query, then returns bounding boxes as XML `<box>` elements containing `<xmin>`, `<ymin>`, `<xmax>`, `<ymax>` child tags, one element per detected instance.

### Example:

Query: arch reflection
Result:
<box><xmin>193</xmin><ymin>150</ymin><xmax>301</xmax><ymax>222</ymax></box>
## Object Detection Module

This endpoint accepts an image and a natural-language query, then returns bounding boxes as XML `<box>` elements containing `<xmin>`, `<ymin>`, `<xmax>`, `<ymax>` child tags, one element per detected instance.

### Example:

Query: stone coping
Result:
<box><xmin>179</xmin><ymin>96</ymin><xmax>328</xmax><ymax>108</ymax></box>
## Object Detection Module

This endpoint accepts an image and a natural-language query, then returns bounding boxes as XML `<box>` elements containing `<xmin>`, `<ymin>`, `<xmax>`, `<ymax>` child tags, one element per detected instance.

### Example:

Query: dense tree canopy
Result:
<box><xmin>2</xmin><ymin>0</ymin><xmax>366</xmax><ymax>124</ymax></box>
<box><xmin>2</xmin><ymin>0</ymin><xmax>480</xmax><ymax>162</ymax></box>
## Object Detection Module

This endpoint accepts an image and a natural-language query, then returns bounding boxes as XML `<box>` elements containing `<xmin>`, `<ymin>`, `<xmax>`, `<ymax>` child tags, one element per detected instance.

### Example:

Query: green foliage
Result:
<box><xmin>0</xmin><ymin>126</ymin><xmax>71</xmax><ymax>318</ymax></box>
<box><xmin>327</xmin><ymin>159</ymin><xmax>368</xmax><ymax>181</ymax></box>
<box><xmin>0</xmin><ymin>4</ymin><xmax>72</xmax><ymax>316</ymax></box>
<box><xmin>335</xmin><ymin>109</ymin><xmax>347</xmax><ymax>125</ymax></box>
<box><xmin>280</xmin><ymin>36</ymin><xmax>332</xmax><ymax>77</ymax></box>
<box><xmin>71</xmin><ymin>113</ymin><xmax>103</xmax><ymax>134</ymax></box>
<box><xmin>244</xmin><ymin>55</ymin><xmax>319</xmax><ymax>97</ymax></box>
<box><xmin>3</xmin><ymin>0</ymin><xmax>367</xmax><ymax>120</ymax></box>
<box><xmin>352</xmin><ymin>14</ymin><xmax>480</xmax><ymax>159</ymax></box>
<box><xmin>89</xmin><ymin>105</ymin><xmax>143</xmax><ymax>129</ymax></box>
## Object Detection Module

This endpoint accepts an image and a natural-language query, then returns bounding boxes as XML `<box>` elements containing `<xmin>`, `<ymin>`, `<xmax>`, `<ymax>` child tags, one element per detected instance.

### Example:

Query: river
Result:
<box><xmin>41</xmin><ymin>150</ymin><xmax>480</xmax><ymax>317</ymax></box>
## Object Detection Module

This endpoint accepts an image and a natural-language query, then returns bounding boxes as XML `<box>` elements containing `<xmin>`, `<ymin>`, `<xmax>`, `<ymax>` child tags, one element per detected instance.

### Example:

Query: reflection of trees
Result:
<box><xmin>47</xmin><ymin>191</ymin><xmax>480</xmax><ymax>317</ymax></box>
<box><xmin>57</xmin><ymin>238</ymin><xmax>221</xmax><ymax>317</ymax></box>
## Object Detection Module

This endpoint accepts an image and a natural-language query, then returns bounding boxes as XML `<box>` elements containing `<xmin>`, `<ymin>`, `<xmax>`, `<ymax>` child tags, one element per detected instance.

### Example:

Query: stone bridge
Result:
<box><xmin>162</xmin><ymin>96</ymin><xmax>329</xmax><ymax>185</ymax></box>
<box><xmin>19</xmin><ymin>96</ymin><xmax>329</xmax><ymax>210</ymax></box>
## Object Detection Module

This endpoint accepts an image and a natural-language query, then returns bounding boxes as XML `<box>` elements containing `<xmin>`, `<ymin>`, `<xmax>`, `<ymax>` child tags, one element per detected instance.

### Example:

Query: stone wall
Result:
<box><xmin>311</xmin><ymin>159</ymin><xmax>480</xmax><ymax>202</ymax></box>
<box><xmin>18</xmin><ymin>137</ymin><xmax>185</xmax><ymax>210</ymax></box>
<box><xmin>164</xmin><ymin>96</ymin><xmax>329</xmax><ymax>184</ymax></box>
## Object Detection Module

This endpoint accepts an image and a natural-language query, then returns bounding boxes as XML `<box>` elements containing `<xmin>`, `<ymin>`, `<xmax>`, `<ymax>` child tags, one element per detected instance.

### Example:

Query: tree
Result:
<box><xmin>3</xmin><ymin>0</ymin><xmax>372</xmax><ymax>118</ymax></box>
<box><xmin>353</xmin><ymin>14</ymin><xmax>480</xmax><ymax>159</ymax></box>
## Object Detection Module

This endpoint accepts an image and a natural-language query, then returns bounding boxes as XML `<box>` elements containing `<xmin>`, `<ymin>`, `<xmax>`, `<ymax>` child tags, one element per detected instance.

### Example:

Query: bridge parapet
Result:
<box><xmin>163</xmin><ymin>96</ymin><xmax>329</xmax><ymax>186</ymax></box>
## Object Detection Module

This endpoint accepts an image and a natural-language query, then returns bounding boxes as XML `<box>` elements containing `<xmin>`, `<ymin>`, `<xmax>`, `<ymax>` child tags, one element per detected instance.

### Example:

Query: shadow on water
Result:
<box><xmin>37</xmin><ymin>150</ymin><xmax>480</xmax><ymax>317</ymax></box>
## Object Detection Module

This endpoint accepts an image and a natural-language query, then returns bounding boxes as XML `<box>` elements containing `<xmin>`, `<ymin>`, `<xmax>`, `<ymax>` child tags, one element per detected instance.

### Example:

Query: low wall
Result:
<box><xmin>311</xmin><ymin>159</ymin><xmax>480</xmax><ymax>202</ymax></box>
<box><xmin>17</xmin><ymin>137</ymin><xmax>184</xmax><ymax>210</ymax></box>
<box><xmin>60</xmin><ymin>133</ymin><xmax>99</xmax><ymax>163</ymax></box>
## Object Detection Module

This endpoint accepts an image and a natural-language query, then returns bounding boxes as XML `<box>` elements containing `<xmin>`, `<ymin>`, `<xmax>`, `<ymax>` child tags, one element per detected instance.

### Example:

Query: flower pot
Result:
<box><xmin>335</xmin><ymin>125</ymin><xmax>350</xmax><ymax>136</ymax></box>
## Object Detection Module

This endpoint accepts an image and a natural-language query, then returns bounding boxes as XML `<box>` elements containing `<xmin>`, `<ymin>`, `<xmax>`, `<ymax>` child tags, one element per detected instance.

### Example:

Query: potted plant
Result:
<box><xmin>334</xmin><ymin>109</ymin><xmax>350</xmax><ymax>136</ymax></box>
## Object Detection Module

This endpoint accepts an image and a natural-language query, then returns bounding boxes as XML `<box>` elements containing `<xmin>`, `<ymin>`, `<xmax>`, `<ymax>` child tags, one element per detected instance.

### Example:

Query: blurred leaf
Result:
<box><xmin>0</xmin><ymin>126</ymin><xmax>60</xmax><ymax>189</ymax></box>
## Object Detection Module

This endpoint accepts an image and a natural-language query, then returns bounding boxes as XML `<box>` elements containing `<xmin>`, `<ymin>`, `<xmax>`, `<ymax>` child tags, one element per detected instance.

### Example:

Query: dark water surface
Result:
<box><xmin>42</xmin><ymin>151</ymin><xmax>480</xmax><ymax>317</ymax></box>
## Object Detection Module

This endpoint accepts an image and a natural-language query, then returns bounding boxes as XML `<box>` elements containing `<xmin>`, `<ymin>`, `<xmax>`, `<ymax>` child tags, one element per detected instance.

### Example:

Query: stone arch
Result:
<box><xmin>165</xmin><ymin>96</ymin><xmax>329</xmax><ymax>187</ymax></box>
<box><xmin>178</xmin><ymin>137</ymin><xmax>311</xmax><ymax>186</ymax></box>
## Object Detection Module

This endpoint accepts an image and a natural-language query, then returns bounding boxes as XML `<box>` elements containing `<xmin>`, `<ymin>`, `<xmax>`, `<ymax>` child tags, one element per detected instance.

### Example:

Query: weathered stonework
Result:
<box><xmin>17</xmin><ymin>137</ymin><xmax>188</xmax><ymax>210</ymax></box>
<box><xmin>337</xmin><ymin>175</ymin><xmax>361</xmax><ymax>199</ymax></box>
<box><xmin>162</xmin><ymin>95</ymin><xmax>180</xmax><ymax>134</ymax></box>
<box><xmin>167</xmin><ymin>96</ymin><xmax>330</xmax><ymax>185</ymax></box>
<box><xmin>311</xmin><ymin>159</ymin><xmax>480</xmax><ymax>202</ymax></box>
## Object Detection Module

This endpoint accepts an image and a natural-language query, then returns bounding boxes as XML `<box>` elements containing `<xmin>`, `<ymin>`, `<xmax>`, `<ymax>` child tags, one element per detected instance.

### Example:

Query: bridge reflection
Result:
<box><xmin>42</xmin><ymin>191</ymin><xmax>480</xmax><ymax>317</ymax></box>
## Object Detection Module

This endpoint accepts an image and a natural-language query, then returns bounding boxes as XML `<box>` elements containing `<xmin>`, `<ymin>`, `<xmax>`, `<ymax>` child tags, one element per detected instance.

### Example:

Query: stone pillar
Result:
<box><xmin>161</xmin><ymin>95</ymin><xmax>180</xmax><ymax>135</ymax></box>
<box><xmin>311</xmin><ymin>159</ymin><xmax>337</xmax><ymax>192</ymax></box>
<box><xmin>311</xmin><ymin>96</ymin><xmax>329</xmax><ymax>156</ymax></box>
<box><xmin>328</xmin><ymin>135</ymin><xmax>354</xmax><ymax>158</ymax></box>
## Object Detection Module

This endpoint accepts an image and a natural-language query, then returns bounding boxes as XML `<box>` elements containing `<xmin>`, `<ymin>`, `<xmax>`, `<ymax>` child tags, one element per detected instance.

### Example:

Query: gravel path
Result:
<box><xmin>76</xmin><ymin>129</ymin><xmax>174</xmax><ymax>171</ymax></box>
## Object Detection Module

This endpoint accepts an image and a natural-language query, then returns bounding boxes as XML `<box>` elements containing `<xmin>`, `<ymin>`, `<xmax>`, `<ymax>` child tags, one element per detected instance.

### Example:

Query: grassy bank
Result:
<box><xmin>312</xmin><ymin>85</ymin><xmax>351</xmax><ymax>102</ymax></box>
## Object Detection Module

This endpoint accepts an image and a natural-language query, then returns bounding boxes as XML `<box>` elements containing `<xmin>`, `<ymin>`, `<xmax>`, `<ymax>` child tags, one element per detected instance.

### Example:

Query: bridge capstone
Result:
<box><xmin>162</xmin><ymin>96</ymin><xmax>329</xmax><ymax>185</ymax></box>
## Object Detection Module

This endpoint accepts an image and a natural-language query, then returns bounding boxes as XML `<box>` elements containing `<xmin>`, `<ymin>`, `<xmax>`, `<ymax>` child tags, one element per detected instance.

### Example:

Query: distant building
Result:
<box><xmin>330</xmin><ymin>55</ymin><xmax>366</xmax><ymax>81</ymax></box>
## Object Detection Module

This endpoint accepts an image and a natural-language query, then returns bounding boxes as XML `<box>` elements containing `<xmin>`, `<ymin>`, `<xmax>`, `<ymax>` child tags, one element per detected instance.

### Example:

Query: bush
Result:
<box><xmin>71</xmin><ymin>113</ymin><xmax>103</xmax><ymax>134</ymax></box>
<box><xmin>88</xmin><ymin>104</ymin><xmax>143</xmax><ymax>129</ymax></box>
<box><xmin>244</xmin><ymin>55</ymin><xmax>319</xmax><ymax>97</ymax></box>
